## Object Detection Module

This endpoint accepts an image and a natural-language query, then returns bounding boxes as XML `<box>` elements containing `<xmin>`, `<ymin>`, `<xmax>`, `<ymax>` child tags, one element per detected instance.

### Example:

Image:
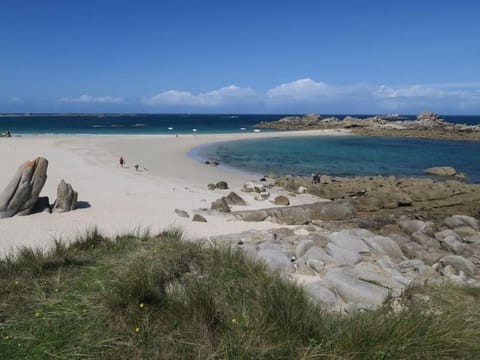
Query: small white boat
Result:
<box><xmin>168</xmin><ymin>127</ymin><xmax>173</xmax><ymax>130</ymax></box>
<box><xmin>253</xmin><ymin>129</ymin><xmax>261</xmax><ymax>133</ymax></box>
<box><xmin>192</xmin><ymin>128</ymin><xmax>198</xmax><ymax>132</ymax></box>
<box><xmin>240</xmin><ymin>127</ymin><xmax>246</xmax><ymax>131</ymax></box>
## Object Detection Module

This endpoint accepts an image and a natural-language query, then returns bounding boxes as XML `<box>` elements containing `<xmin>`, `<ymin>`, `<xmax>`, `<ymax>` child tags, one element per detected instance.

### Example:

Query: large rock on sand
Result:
<box><xmin>273</xmin><ymin>195</ymin><xmax>290</xmax><ymax>206</ymax></box>
<box><xmin>0</xmin><ymin>157</ymin><xmax>48</xmax><ymax>218</ymax></box>
<box><xmin>211</xmin><ymin>197</ymin><xmax>231</xmax><ymax>213</ymax></box>
<box><xmin>224</xmin><ymin>192</ymin><xmax>247</xmax><ymax>206</ymax></box>
<box><xmin>52</xmin><ymin>180</ymin><xmax>78</xmax><ymax>213</ymax></box>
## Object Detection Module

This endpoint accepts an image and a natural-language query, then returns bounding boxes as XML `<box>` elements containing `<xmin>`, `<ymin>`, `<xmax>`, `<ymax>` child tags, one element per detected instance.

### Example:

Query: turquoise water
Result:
<box><xmin>197</xmin><ymin>136</ymin><xmax>480</xmax><ymax>183</ymax></box>
<box><xmin>2</xmin><ymin>114</ymin><xmax>479</xmax><ymax>182</ymax></box>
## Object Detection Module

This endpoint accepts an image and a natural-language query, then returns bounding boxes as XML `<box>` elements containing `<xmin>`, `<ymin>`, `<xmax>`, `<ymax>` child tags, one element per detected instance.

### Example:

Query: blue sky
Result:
<box><xmin>1</xmin><ymin>0</ymin><xmax>479</xmax><ymax>114</ymax></box>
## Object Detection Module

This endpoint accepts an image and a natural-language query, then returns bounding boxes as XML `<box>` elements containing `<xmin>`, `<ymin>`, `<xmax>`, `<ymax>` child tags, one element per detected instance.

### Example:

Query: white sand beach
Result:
<box><xmin>0</xmin><ymin>129</ymin><xmax>349</xmax><ymax>256</ymax></box>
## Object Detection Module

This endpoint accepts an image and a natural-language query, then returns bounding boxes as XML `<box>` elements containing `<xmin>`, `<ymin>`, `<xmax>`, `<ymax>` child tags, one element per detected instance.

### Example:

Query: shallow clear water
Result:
<box><xmin>2</xmin><ymin>114</ymin><xmax>479</xmax><ymax>183</ymax></box>
<box><xmin>197</xmin><ymin>135</ymin><xmax>480</xmax><ymax>183</ymax></box>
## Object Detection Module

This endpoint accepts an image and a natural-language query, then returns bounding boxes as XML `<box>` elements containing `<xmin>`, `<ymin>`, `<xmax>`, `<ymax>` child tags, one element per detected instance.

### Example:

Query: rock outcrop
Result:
<box><xmin>211</xmin><ymin>211</ymin><xmax>480</xmax><ymax>312</ymax></box>
<box><xmin>52</xmin><ymin>180</ymin><xmax>78</xmax><ymax>213</ymax></box>
<box><xmin>0</xmin><ymin>157</ymin><xmax>48</xmax><ymax>218</ymax></box>
<box><xmin>233</xmin><ymin>201</ymin><xmax>355</xmax><ymax>225</ymax></box>
<box><xmin>255</xmin><ymin>112</ymin><xmax>480</xmax><ymax>141</ymax></box>
<box><xmin>272</xmin><ymin>174</ymin><xmax>480</xmax><ymax>218</ymax></box>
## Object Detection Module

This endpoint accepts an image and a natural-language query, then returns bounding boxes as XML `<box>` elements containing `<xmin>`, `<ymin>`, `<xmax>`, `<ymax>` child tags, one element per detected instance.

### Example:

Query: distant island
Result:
<box><xmin>0</xmin><ymin>113</ymin><xmax>142</xmax><ymax>117</ymax></box>
<box><xmin>256</xmin><ymin>112</ymin><xmax>480</xmax><ymax>141</ymax></box>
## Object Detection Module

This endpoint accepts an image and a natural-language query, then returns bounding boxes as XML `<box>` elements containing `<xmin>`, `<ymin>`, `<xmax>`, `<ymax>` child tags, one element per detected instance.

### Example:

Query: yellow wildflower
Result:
<box><xmin>231</xmin><ymin>317</ymin><xmax>237</xmax><ymax>324</ymax></box>
<box><xmin>139</xmin><ymin>303</ymin><xmax>144</xmax><ymax>309</ymax></box>
<box><xmin>135</xmin><ymin>327</ymin><xmax>140</xmax><ymax>333</ymax></box>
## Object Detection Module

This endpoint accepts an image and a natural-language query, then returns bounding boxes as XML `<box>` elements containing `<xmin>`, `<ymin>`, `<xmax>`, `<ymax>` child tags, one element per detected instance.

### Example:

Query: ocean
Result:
<box><xmin>2</xmin><ymin>114</ymin><xmax>480</xmax><ymax>182</ymax></box>
<box><xmin>1</xmin><ymin>114</ymin><xmax>479</xmax><ymax>135</ymax></box>
<box><xmin>196</xmin><ymin>135</ymin><xmax>480</xmax><ymax>183</ymax></box>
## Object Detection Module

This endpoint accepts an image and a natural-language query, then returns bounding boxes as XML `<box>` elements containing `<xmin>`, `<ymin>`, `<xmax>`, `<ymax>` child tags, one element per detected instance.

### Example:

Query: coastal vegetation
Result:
<box><xmin>1</xmin><ymin>228</ymin><xmax>479</xmax><ymax>359</ymax></box>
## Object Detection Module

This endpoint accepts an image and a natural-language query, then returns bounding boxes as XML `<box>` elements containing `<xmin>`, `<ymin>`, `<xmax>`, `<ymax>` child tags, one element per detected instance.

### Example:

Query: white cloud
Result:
<box><xmin>141</xmin><ymin>79</ymin><xmax>480</xmax><ymax>112</ymax></box>
<box><xmin>59</xmin><ymin>94</ymin><xmax>125</xmax><ymax>104</ymax></box>
<box><xmin>143</xmin><ymin>85</ymin><xmax>256</xmax><ymax>106</ymax></box>
<box><xmin>266</xmin><ymin>78</ymin><xmax>332</xmax><ymax>99</ymax></box>
<box><xmin>373</xmin><ymin>85</ymin><xmax>446</xmax><ymax>98</ymax></box>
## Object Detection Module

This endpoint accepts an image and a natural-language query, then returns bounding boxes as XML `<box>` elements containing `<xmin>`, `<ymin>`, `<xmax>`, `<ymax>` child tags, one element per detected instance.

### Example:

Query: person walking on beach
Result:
<box><xmin>119</xmin><ymin>156</ymin><xmax>125</xmax><ymax>168</ymax></box>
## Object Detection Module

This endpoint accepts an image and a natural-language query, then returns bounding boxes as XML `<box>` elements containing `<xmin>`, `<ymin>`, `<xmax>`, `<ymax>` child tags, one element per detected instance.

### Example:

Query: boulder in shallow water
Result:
<box><xmin>0</xmin><ymin>157</ymin><xmax>48</xmax><ymax>218</ymax></box>
<box><xmin>52</xmin><ymin>180</ymin><xmax>78</xmax><ymax>213</ymax></box>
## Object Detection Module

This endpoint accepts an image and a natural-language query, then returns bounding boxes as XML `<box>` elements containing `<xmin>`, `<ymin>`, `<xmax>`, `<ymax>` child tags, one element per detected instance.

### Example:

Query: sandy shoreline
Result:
<box><xmin>0</xmin><ymin>129</ymin><xmax>349</xmax><ymax>256</ymax></box>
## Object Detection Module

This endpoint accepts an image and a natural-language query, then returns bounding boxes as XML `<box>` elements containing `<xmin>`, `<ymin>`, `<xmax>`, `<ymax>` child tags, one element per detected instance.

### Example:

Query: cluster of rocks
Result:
<box><xmin>212</xmin><ymin>213</ymin><xmax>480</xmax><ymax>311</ymax></box>
<box><xmin>204</xmin><ymin>160</ymin><xmax>220</xmax><ymax>167</ymax></box>
<box><xmin>272</xmin><ymin>174</ymin><xmax>480</xmax><ymax>218</ymax></box>
<box><xmin>207</xmin><ymin>181</ymin><xmax>229</xmax><ymax>191</ymax></box>
<box><xmin>255</xmin><ymin>112</ymin><xmax>480</xmax><ymax>141</ymax></box>
<box><xmin>176</xmin><ymin>180</ymin><xmax>253</xmax><ymax>223</ymax></box>
<box><xmin>176</xmin><ymin>175</ymin><xmax>480</xmax><ymax>311</ymax></box>
<box><xmin>0</xmin><ymin>157</ymin><xmax>78</xmax><ymax>219</ymax></box>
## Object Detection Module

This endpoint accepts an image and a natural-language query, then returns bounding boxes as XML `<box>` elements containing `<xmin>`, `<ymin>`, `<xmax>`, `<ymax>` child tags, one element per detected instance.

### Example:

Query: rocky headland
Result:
<box><xmin>195</xmin><ymin>174</ymin><xmax>480</xmax><ymax>312</ymax></box>
<box><xmin>255</xmin><ymin>112</ymin><xmax>480</xmax><ymax>141</ymax></box>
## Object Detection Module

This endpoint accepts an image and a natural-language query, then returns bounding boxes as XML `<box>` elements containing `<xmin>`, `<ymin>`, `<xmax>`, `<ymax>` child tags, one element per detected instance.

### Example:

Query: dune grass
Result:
<box><xmin>1</xmin><ymin>228</ymin><xmax>479</xmax><ymax>359</ymax></box>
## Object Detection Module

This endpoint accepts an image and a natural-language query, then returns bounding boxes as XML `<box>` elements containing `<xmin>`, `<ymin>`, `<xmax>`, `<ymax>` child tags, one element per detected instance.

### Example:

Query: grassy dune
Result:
<box><xmin>1</xmin><ymin>229</ymin><xmax>479</xmax><ymax>359</ymax></box>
